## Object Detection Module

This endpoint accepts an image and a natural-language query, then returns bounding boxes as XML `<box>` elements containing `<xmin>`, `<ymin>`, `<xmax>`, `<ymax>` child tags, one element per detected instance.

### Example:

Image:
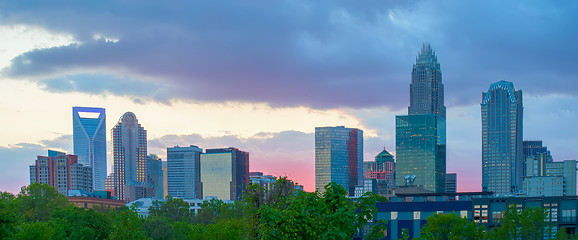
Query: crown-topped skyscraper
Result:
<box><xmin>481</xmin><ymin>81</ymin><xmax>523</xmax><ymax>194</ymax></box>
<box><xmin>408</xmin><ymin>44</ymin><xmax>446</xmax><ymax>119</ymax></box>
<box><xmin>395</xmin><ymin>43</ymin><xmax>447</xmax><ymax>193</ymax></box>
<box><xmin>110</xmin><ymin>112</ymin><xmax>149</xmax><ymax>202</ymax></box>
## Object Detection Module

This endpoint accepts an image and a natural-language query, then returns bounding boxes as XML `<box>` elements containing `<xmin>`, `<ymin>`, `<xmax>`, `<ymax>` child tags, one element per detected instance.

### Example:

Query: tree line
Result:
<box><xmin>0</xmin><ymin>179</ymin><xmax>386</xmax><ymax>239</ymax></box>
<box><xmin>1</xmin><ymin>180</ymin><xmax>577</xmax><ymax>239</ymax></box>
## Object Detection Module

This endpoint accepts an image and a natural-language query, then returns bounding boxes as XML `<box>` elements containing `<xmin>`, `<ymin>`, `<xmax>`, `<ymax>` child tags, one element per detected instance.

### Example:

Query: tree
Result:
<box><xmin>148</xmin><ymin>196</ymin><xmax>192</xmax><ymax>222</ymax></box>
<box><xmin>142</xmin><ymin>217</ymin><xmax>174</xmax><ymax>240</ymax></box>
<box><xmin>417</xmin><ymin>212</ymin><xmax>485</xmax><ymax>240</ymax></box>
<box><xmin>108</xmin><ymin>206</ymin><xmax>148</xmax><ymax>240</ymax></box>
<box><xmin>488</xmin><ymin>205</ymin><xmax>546</xmax><ymax>240</ymax></box>
<box><xmin>0</xmin><ymin>192</ymin><xmax>19</xmax><ymax>239</ymax></box>
<box><xmin>188</xmin><ymin>219</ymin><xmax>248</xmax><ymax>240</ymax></box>
<box><xmin>556</xmin><ymin>228</ymin><xmax>570</xmax><ymax>240</ymax></box>
<box><xmin>195</xmin><ymin>198</ymin><xmax>247</xmax><ymax>225</ymax></box>
<box><xmin>172</xmin><ymin>221</ymin><xmax>194</xmax><ymax>240</ymax></box>
<box><xmin>398</xmin><ymin>228</ymin><xmax>410</xmax><ymax>240</ymax></box>
<box><xmin>257</xmin><ymin>182</ymin><xmax>384</xmax><ymax>240</ymax></box>
<box><xmin>15</xmin><ymin>183</ymin><xmax>70</xmax><ymax>222</ymax></box>
<box><xmin>50</xmin><ymin>207</ymin><xmax>112</xmax><ymax>240</ymax></box>
<box><xmin>12</xmin><ymin>221</ymin><xmax>55</xmax><ymax>240</ymax></box>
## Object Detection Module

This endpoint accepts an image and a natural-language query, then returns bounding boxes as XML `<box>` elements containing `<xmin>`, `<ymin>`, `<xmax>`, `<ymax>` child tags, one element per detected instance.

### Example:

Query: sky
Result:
<box><xmin>1</xmin><ymin>0</ymin><xmax>578</xmax><ymax>194</ymax></box>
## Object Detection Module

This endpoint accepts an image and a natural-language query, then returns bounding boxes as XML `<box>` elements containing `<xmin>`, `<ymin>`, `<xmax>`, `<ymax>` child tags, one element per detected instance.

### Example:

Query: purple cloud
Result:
<box><xmin>1</xmin><ymin>1</ymin><xmax>577</xmax><ymax>109</ymax></box>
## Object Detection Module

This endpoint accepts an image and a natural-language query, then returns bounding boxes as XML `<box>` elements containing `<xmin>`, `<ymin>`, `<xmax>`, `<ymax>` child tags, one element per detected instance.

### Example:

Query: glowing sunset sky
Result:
<box><xmin>1</xmin><ymin>1</ymin><xmax>578</xmax><ymax>193</ymax></box>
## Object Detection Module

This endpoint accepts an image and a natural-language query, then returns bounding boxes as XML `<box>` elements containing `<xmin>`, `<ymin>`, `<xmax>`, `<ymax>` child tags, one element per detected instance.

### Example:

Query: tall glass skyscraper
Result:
<box><xmin>111</xmin><ymin>112</ymin><xmax>148</xmax><ymax>202</ymax></box>
<box><xmin>73</xmin><ymin>107</ymin><xmax>106</xmax><ymax>191</ymax></box>
<box><xmin>395</xmin><ymin>114</ymin><xmax>446</xmax><ymax>192</ymax></box>
<box><xmin>395</xmin><ymin>44</ymin><xmax>446</xmax><ymax>193</ymax></box>
<box><xmin>408</xmin><ymin>44</ymin><xmax>446</xmax><ymax>119</ymax></box>
<box><xmin>167</xmin><ymin>145</ymin><xmax>203</xmax><ymax>200</ymax></box>
<box><xmin>315</xmin><ymin>126</ymin><xmax>363</xmax><ymax>195</ymax></box>
<box><xmin>200</xmin><ymin>147</ymin><xmax>249</xmax><ymax>201</ymax></box>
<box><xmin>481</xmin><ymin>81</ymin><xmax>523</xmax><ymax>194</ymax></box>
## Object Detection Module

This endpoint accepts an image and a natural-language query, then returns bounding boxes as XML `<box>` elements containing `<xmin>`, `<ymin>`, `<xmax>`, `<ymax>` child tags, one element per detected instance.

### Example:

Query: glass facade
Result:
<box><xmin>167</xmin><ymin>145</ymin><xmax>202</xmax><ymax>200</ymax></box>
<box><xmin>446</xmin><ymin>173</ymin><xmax>457</xmax><ymax>193</ymax></box>
<box><xmin>408</xmin><ymin>44</ymin><xmax>446</xmax><ymax>119</ymax></box>
<box><xmin>147</xmin><ymin>154</ymin><xmax>164</xmax><ymax>199</ymax></box>
<box><xmin>200</xmin><ymin>152</ymin><xmax>233</xmax><ymax>200</ymax></box>
<box><xmin>395</xmin><ymin>44</ymin><xmax>446</xmax><ymax>193</ymax></box>
<box><xmin>395</xmin><ymin>114</ymin><xmax>446</xmax><ymax>192</ymax></box>
<box><xmin>315</xmin><ymin>126</ymin><xmax>363</xmax><ymax>195</ymax></box>
<box><xmin>523</xmin><ymin>140</ymin><xmax>553</xmax><ymax>162</ymax></box>
<box><xmin>73</xmin><ymin>107</ymin><xmax>106</xmax><ymax>191</ymax></box>
<box><xmin>200</xmin><ymin>148</ymin><xmax>249</xmax><ymax>201</ymax></box>
<box><xmin>111</xmin><ymin>112</ymin><xmax>148</xmax><ymax>202</ymax></box>
<box><xmin>481</xmin><ymin>81</ymin><xmax>523</xmax><ymax>194</ymax></box>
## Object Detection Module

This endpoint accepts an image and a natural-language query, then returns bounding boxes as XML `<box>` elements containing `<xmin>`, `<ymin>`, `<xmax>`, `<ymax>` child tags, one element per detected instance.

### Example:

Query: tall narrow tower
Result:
<box><xmin>481</xmin><ymin>81</ymin><xmax>523</xmax><ymax>194</ymax></box>
<box><xmin>111</xmin><ymin>112</ymin><xmax>148</xmax><ymax>202</ymax></box>
<box><xmin>395</xmin><ymin>43</ymin><xmax>446</xmax><ymax>193</ymax></box>
<box><xmin>73</xmin><ymin>107</ymin><xmax>106</xmax><ymax>191</ymax></box>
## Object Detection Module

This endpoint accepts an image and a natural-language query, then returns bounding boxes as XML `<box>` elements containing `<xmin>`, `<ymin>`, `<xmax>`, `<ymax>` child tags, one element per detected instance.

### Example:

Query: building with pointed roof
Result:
<box><xmin>408</xmin><ymin>43</ymin><xmax>446</xmax><ymax>119</ymax></box>
<box><xmin>396</xmin><ymin>43</ymin><xmax>446</xmax><ymax>193</ymax></box>
<box><xmin>364</xmin><ymin>148</ymin><xmax>395</xmax><ymax>187</ymax></box>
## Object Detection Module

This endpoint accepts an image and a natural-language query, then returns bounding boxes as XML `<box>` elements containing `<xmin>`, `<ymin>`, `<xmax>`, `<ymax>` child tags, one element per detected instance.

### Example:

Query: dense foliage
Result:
<box><xmin>3</xmin><ymin>182</ymin><xmax>578</xmax><ymax>240</ymax></box>
<box><xmin>1</xmin><ymin>180</ymin><xmax>385</xmax><ymax>239</ymax></box>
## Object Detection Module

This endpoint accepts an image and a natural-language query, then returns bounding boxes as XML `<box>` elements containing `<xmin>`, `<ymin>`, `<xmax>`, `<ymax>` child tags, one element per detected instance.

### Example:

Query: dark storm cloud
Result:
<box><xmin>42</xmin><ymin>74</ymin><xmax>170</xmax><ymax>103</ymax></box>
<box><xmin>1</xmin><ymin>0</ymin><xmax>578</xmax><ymax>108</ymax></box>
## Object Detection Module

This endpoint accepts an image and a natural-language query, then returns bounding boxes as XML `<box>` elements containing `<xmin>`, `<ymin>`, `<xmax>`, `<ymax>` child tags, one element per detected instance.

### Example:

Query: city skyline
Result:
<box><xmin>2</xmin><ymin>1</ymin><xmax>578</xmax><ymax>193</ymax></box>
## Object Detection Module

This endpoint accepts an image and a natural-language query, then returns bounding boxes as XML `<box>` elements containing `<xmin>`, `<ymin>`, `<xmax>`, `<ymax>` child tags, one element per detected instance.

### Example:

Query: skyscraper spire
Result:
<box><xmin>395</xmin><ymin>43</ymin><xmax>446</xmax><ymax>193</ymax></box>
<box><xmin>408</xmin><ymin>43</ymin><xmax>446</xmax><ymax>119</ymax></box>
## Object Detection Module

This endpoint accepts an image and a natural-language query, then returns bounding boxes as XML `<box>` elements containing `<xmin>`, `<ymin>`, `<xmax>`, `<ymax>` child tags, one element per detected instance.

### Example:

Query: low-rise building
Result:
<box><xmin>249</xmin><ymin>172</ymin><xmax>277</xmax><ymax>191</ymax></box>
<box><xmin>68</xmin><ymin>190</ymin><xmax>126</xmax><ymax>210</ymax></box>
<box><xmin>473</xmin><ymin>196</ymin><xmax>578</xmax><ymax>238</ymax></box>
<box><xmin>374</xmin><ymin>192</ymin><xmax>485</xmax><ymax>239</ymax></box>
<box><xmin>523</xmin><ymin>155</ymin><xmax>576</xmax><ymax>197</ymax></box>
<box><xmin>372</xmin><ymin>193</ymin><xmax>578</xmax><ymax>240</ymax></box>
